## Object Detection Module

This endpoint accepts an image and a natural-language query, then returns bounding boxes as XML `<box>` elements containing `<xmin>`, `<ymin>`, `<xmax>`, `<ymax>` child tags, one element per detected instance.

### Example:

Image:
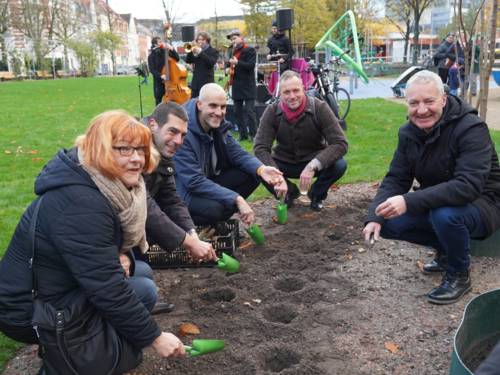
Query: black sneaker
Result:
<box><xmin>427</xmin><ymin>271</ymin><xmax>471</xmax><ymax>305</ymax></box>
<box><xmin>310</xmin><ymin>196</ymin><xmax>323</xmax><ymax>211</ymax></box>
<box><xmin>151</xmin><ymin>302</ymin><xmax>175</xmax><ymax>315</ymax></box>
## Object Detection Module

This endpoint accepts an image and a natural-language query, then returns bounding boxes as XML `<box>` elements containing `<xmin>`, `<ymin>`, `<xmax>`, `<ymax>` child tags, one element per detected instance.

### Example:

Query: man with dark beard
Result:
<box><xmin>144</xmin><ymin>102</ymin><xmax>217</xmax><ymax>262</ymax></box>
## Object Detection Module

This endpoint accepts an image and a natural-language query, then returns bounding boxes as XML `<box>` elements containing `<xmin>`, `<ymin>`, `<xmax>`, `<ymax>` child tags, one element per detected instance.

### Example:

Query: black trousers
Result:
<box><xmin>234</xmin><ymin>99</ymin><xmax>257</xmax><ymax>139</ymax></box>
<box><xmin>261</xmin><ymin>158</ymin><xmax>347</xmax><ymax>202</ymax></box>
<box><xmin>188</xmin><ymin>168</ymin><xmax>260</xmax><ymax>225</ymax></box>
<box><xmin>438</xmin><ymin>67</ymin><xmax>449</xmax><ymax>84</ymax></box>
<box><xmin>153</xmin><ymin>78</ymin><xmax>165</xmax><ymax>105</ymax></box>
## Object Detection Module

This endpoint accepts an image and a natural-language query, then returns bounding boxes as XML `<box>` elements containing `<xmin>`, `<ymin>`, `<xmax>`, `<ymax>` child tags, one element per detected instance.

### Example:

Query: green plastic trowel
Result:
<box><xmin>185</xmin><ymin>339</ymin><xmax>225</xmax><ymax>357</ymax></box>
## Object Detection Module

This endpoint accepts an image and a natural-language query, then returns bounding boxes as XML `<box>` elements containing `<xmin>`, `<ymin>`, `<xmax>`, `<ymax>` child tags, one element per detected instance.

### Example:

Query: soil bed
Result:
<box><xmin>4</xmin><ymin>183</ymin><xmax>500</xmax><ymax>375</ymax></box>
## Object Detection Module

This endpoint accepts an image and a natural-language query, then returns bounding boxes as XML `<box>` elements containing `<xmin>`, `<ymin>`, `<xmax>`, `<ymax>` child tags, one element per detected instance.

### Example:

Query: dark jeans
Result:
<box><xmin>153</xmin><ymin>78</ymin><xmax>165</xmax><ymax>105</ymax></box>
<box><xmin>381</xmin><ymin>204</ymin><xmax>487</xmax><ymax>273</ymax></box>
<box><xmin>262</xmin><ymin>158</ymin><xmax>347</xmax><ymax>201</ymax></box>
<box><xmin>0</xmin><ymin>260</ymin><xmax>157</xmax><ymax>345</ymax></box>
<box><xmin>188</xmin><ymin>167</ymin><xmax>260</xmax><ymax>225</ymax></box>
<box><xmin>234</xmin><ymin>99</ymin><xmax>257</xmax><ymax>139</ymax></box>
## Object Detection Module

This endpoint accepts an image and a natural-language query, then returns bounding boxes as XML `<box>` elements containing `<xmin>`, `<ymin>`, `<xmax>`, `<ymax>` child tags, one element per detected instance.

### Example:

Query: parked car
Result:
<box><xmin>116</xmin><ymin>65</ymin><xmax>135</xmax><ymax>75</ymax></box>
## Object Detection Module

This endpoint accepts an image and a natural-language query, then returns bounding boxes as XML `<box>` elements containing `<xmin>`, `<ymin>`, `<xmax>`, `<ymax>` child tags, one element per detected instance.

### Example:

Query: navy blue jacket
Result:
<box><xmin>366</xmin><ymin>95</ymin><xmax>500</xmax><ymax>238</ymax></box>
<box><xmin>174</xmin><ymin>99</ymin><xmax>262</xmax><ymax>208</ymax></box>
<box><xmin>0</xmin><ymin>149</ymin><xmax>161</xmax><ymax>348</ymax></box>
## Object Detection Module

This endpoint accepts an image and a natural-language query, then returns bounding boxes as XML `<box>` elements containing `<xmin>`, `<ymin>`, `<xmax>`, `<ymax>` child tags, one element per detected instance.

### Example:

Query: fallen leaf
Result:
<box><xmin>28</xmin><ymin>150</ymin><xmax>39</xmax><ymax>154</ymax></box>
<box><xmin>358</xmin><ymin>248</ymin><xmax>366</xmax><ymax>253</ymax></box>
<box><xmin>243</xmin><ymin>302</ymin><xmax>254</xmax><ymax>309</ymax></box>
<box><xmin>4</xmin><ymin>150</ymin><xmax>12</xmax><ymax>154</ymax></box>
<box><xmin>329</xmin><ymin>184</ymin><xmax>339</xmax><ymax>191</ymax></box>
<box><xmin>416</xmin><ymin>260</ymin><xmax>424</xmax><ymax>273</ymax></box>
<box><xmin>31</xmin><ymin>157</ymin><xmax>43</xmax><ymax>162</ymax></box>
<box><xmin>252</xmin><ymin>299</ymin><xmax>262</xmax><ymax>304</ymax></box>
<box><xmin>371</xmin><ymin>182</ymin><xmax>380</xmax><ymax>188</ymax></box>
<box><xmin>271</xmin><ymin>216</ymin><xmax>279</xmax><ymax>223</ymax></box>
<box><xmin>384</xmin><ymin>341</ymin><xmax>399</xmax><ymax>354</ymax></box>
<box><xmin>300</xmin><ymin>212</ymin><xmax>316</xmax><ymax>220</ymax></box>
<box><xmin>239</xmin><ymin>240</ymin><xmax>253</xmax><ymax>250</ymax></box>
<box><xmin>178</xmin><ymin>322</ymin><xmax>200</xmax><ymax>337</ymax></box>
<box><xmin>344</xmin><ymin>254</ymin><xmax>353</xmax><ymax>261</ymax></box>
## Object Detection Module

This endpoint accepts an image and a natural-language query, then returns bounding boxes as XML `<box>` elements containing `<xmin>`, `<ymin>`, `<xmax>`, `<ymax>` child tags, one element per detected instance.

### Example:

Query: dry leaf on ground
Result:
<box><xmin>385</xmin><ymin>341</ymin><xmax>399</xmax><ymax>354</ymax></box>
<box><xmin>178</xmin><ymin>322</ymin><xmax>200</xmax><ymax>336</ymax></box>
<box><xmin>416</xmin><ymin>260</ymin><xmax>424</xmax><ymax>273</ymax></box>
<box><xmin>239</xmin><ymin>240</ymin><xmax>253</xmax><ymax>250</ymax></box>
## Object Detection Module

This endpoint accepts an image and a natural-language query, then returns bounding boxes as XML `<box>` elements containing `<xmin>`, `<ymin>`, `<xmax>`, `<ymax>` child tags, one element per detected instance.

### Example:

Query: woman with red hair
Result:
<box><xmin>0</xmin><ymin>110</ymin><xmax>185</xmax><ymax>374</ymax></box>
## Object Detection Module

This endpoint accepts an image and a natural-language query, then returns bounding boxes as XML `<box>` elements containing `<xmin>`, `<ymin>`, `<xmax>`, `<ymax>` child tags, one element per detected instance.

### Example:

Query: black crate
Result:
<box><xmin>146</xmin><ymin>219</ymin><xmax>239</xmax><ymax>269</ymax></box>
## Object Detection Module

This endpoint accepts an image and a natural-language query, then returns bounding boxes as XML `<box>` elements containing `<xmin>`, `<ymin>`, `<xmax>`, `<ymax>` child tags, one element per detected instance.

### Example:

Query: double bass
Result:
<box><xmin>161</xmin><ymin>22</ymin><xmax>191</xmax><ymax>104</ymax></box>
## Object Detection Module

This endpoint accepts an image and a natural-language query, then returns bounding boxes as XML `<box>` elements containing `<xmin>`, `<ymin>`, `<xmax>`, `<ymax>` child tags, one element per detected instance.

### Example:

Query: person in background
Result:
<box><xmin>0</xmin><ymin>111</ymin><xmax>185</xmax><ymax>374</ymax></box>
<box><xmin>225</xmin><ymin>29</ymin><xmax>257</xmax><ymax>142</ymax></box>
<box><xmin>254</xmin><ymin>70</ymin><xmax>348</xmax><ymax>211</ymax></box>
<box><xmin>362</xmin><ymin>70</ymin><xmax>500</xmax><ymax>305</ymax></box>
<box><xmin>148</xmin><ymin>36</ymin><xmax>180</xmax><ymax>105</ymax></box>
<box><xmin>174</xmin><ymin>83</ymin><xmax>284</xmax><ymax>226</ymax></box>
<box><xmin>433</xmin><ymin>33</ymin><xmax>463</xmax><ymax>84</ymax></box>
<box><xmin>185</xmin><ymin>31</ymin><xmax>219</xmax><ymax>99</ymax></box>
<box><xmin>266</xmin><ymin>20</ymin><xmax>294</xmax><ymax>74</ymax></box>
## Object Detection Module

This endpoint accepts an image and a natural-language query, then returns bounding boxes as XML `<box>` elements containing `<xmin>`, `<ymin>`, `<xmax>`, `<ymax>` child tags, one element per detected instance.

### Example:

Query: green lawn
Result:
<box><xmin>0</xmin><ymin>77</ymin><xmax>499</xmax><ymax>371</ymax></box>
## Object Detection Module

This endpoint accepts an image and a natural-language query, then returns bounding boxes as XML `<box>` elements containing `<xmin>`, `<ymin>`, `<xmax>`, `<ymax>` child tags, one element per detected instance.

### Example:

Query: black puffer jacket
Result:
<box><xmin>366</xmin><ymin>95</ymin><xmax>500</xmax><ymax>237</ymax></box>
<box><xmin>0</xmin><ymin>148</ymin><xmax>161</xmax><ymax>348</ymax></box>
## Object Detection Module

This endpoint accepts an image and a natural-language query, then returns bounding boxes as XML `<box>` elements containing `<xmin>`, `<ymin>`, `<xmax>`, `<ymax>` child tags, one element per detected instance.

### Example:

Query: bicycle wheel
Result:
<box><xmin>332</xmin><ymin>87</ymin><xmax>351</xmax><ymax>121</ymax></box>
<box><xmin>325</xmin><ymin>93</ymin><xmax>346</xmax><ymax>130</ymax></box>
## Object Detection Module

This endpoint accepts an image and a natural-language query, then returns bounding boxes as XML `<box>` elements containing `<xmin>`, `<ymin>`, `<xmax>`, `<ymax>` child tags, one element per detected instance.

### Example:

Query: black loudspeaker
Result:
<box><xmin>181</xmin><ymin>26</ymin><xmax>195</xmax><ymax>42</ymax></box>
<box><xmin>276</xmin><ymin>8</ymin><xmax>294</xmax><ymax>30</ymax></box>
<box><xmin>256</xmin><ymin>84</ymin><xmax>271</xmax><ymax>103</ymax></box>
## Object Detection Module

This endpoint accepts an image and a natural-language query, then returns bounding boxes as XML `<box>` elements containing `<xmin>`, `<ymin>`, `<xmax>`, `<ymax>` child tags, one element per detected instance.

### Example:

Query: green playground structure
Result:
<box><xmin>314</xmin><ymin>10</ymin><xmax>369</xmax><ymax>84</ymax></box>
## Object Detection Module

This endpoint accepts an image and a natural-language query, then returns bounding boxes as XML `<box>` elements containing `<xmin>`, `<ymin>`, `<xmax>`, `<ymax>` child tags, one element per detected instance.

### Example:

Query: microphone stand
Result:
<box><xmin>137</xmin><ymin>74</ymin><xmax>144</xmax><ymax>118</ymax></box>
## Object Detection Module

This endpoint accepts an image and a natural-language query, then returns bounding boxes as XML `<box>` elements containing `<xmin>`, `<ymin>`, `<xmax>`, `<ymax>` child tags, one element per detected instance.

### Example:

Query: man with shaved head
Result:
<box><xmin>174</xmin><ymin>83</ymin><xmax>284</xmax><ymax>226</ymax></box>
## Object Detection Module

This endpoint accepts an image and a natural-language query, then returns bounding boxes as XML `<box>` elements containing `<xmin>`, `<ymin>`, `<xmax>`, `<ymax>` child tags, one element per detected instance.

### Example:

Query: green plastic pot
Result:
<box><xmin>450</xmin><ymin>288</ymin><xmax>500</xmax><ymax>374</ymax></box>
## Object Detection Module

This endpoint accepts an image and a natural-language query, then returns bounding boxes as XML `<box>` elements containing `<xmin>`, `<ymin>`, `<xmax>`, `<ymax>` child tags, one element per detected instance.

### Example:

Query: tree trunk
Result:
<box><xmin>478</xmin><ymin>0</ymin><xmax>498</xmax><ymax>120</ymax></box>
<box><xmin>412</xmin><ymin>14</ymin><xmax>420</xmax><ymax>65</ymax></box>
<box><xmin>0</xmin><ymin>34</ymin><xmax>8</xmax><ymax>69</ymax></box>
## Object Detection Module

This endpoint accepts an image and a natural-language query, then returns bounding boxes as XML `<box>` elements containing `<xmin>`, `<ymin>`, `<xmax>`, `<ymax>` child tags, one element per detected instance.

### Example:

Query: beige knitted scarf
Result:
<box><xmin>78</xmin><ymin>149</ymin><xmax>148</xmax><ymax>253</ymax></box>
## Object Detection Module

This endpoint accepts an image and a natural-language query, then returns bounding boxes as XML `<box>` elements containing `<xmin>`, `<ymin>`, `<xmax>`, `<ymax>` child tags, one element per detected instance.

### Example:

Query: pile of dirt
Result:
<box><xmin>4</xmin><ymin>183</ymin><xmax>500</xmax><ymax>375</ymax></box>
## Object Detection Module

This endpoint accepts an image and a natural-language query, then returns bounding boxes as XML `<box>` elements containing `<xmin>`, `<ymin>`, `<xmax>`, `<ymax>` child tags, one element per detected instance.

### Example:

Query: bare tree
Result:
<box><xmin>104</xmin><ymin>0</ymin><xmax>117</xmax><ymax>75</ymax></box>
<box><xmin>385</xmin><ymin>0</ymin><xmax>413</xmax><ymax>63</ymax></box>
<box><xmin>9</xmin><ymin>0</ymin><xmax>59</xmax><ymax>71</ymax></box>
<box><xmin>454</xmin><ymin>0</ymin><xmax>486</xmax><ymax>101</ymax></box>
<box><xmin>52</xmin><ymin>0</ymin><xmax>82</xmax><ymax>72</ymax></box>
<box><xmin>477</xmin><ymin>0</ymin><xmax>498</xmax><ymax>120</ymax></box>
<box><xmin>0</xmin><ymin>0</ymin><xmax>10</xmax><ymax>68</ymax></box>
<box><xmin>403</xmin><ymin>0</ymin><xmax>436</xmax><ymax>65</ymax></box>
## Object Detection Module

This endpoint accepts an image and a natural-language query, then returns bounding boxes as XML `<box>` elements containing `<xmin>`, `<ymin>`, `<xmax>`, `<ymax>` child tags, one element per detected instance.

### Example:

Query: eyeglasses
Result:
<box><xmin>113</xmin><ymin>146</ymin><xmax>147</xmax><ymax>156</ymax></box>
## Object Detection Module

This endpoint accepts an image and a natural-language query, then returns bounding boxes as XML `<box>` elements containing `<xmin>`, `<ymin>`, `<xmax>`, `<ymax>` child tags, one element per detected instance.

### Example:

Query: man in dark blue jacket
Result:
<box><xmin>363</xmin><ymin>70</ymin><xmax>500</xmax><ymax>305</ymax></box>
<box><xmin>174</xmin><ymin>83</ymin><xmax>283</xmax><ymax>226</ymax></box>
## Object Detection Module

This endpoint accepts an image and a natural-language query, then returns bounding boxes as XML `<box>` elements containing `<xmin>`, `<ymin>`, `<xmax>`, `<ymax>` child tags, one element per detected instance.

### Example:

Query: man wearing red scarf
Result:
<box><xmin>226</xmin><ymin>29</ymin><xmax>257</xmax><ymax>141</ymax></box>
<box><xmin>254</xmin><ymin>70</ymin><xmax>348</xmax><ymax>211</ymax></box>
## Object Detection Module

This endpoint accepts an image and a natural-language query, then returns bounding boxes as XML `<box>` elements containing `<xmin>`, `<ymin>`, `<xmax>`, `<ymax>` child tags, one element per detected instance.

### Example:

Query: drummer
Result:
<box><xmin>266</xmin><ymin>20</ymin><xmax>294</xmax><ymax>74</ymax></box>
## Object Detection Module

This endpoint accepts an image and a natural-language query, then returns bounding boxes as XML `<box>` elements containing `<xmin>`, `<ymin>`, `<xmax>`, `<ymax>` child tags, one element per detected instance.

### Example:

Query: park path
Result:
<box><xmin>352</xmin><ymin>76</ymin><xmax>500</xmax><ymax>130</ymax></box>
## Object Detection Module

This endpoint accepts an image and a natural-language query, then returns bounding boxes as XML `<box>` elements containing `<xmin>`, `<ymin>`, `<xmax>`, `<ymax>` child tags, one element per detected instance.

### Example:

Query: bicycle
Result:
<box><xmin>307</xmin><ymin>57</ymin><xmax>351</xmax><ymax>130</ymax></box>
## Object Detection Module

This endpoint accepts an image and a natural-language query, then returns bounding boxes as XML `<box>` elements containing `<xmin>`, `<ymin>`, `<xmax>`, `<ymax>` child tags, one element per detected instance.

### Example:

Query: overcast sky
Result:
<box><xmin>107</xmin><ymin>0</ymin><xmax>244</xmax><ymax>23</ymax></box>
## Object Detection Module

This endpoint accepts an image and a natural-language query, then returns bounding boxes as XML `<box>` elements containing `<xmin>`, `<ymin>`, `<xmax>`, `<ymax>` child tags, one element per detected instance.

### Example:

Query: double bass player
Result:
<box><xmin>148</xmin><ymin>36</ymin><xmax>180</xmax><ymax>105</ymax></box>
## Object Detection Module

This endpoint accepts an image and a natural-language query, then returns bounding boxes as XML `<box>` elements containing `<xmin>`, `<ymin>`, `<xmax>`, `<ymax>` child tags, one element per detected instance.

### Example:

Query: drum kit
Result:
<box><xmin>257</xmin><ymin>53</ymin><xmax>288</xmax><ymax>98</ymax></box>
